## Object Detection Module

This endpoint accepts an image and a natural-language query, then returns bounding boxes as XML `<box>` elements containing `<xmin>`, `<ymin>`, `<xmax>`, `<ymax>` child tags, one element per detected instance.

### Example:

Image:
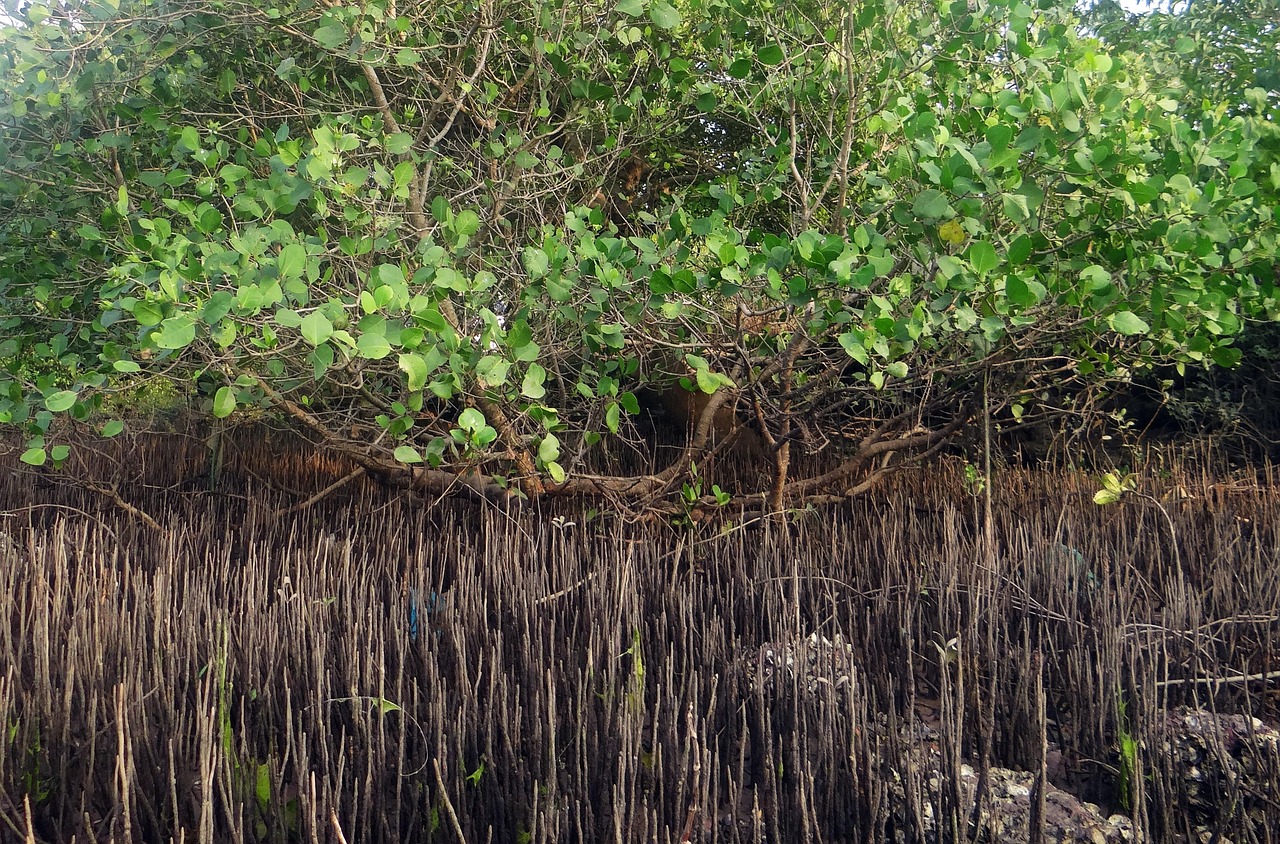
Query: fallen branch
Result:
<box><xmin>1155</xmin><ymin>669</ymin><xmax>1280</xmax><ymax>690</ymax></box>
<box><xmin>272</xmin><ymin>467</ymin><xmax>366</xmax><ymax>518</ymax></box>
<box><xmin>534</xmin><ymin>570</ymin><xmax>598</xmax><ymax>605</ymax></box>
<box><xmin>83</xmin><ymin>481</ymin><xmax>162</xmax><ymax>532</ymax></box>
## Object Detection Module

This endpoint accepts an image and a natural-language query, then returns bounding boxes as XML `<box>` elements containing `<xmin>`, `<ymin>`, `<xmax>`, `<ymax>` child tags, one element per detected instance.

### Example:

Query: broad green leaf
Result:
<box><xmin>313</xmin><ymin>23</ymin><xmax>346</xmax><ymax>49</ymax></box>
<box><xmin>538</xmin><ymin>434</ymin><xmax>561</xmax><ymax>463</ymax></box>
<box><xmin>695</xmin><ymin>368</ymin><xmax>720</xmax><ymax>394</ymax></box>
<box><xmin>1109</xmin><ymin>311</ymin><xmax>1150</xmax><ymax>336</ymax></box>
<box><xmin>912</xmin><ymin>189</ymin><xmax>950</xmax><ymax>220</ymax></box>
<box><xmin>399</xmin><ymin>353</ymin><xmax>429</xmax><ymax>391</ymax></box>
<box><xmin>357</xmin><ymin>332</ymin><xmax>392</xmax><ymax>360</ymax></box>
<box><xmin>758</xmin><ymin>44</ymin><xmax>783</xmax><ymax>65</ymax></box>
<box><xmin>521</xmin><ymin>363</ymin><xmax>547</xmax><ymax>399</ymax></box>
<box><xmin>476</xmin><ymin>355</ymin><xmax>510</xmax><ymax>387</ymax></box>
<box><xmin>617</xmin><ymin>0</ymin><xmax>645</xmax><ymax>16</ymax></box>
<box><xmin>523</xmin><ymin>247</ymin><xmax>550</xmax><ymax>279</ymax></box>
<box><xmin>20</xmin><ymin>448</ymin><xmax>47</xmax><ymax>466</ymax></box>
<box><xmin>1005</xmin><ymin>275</ymin><xmax>1039</xmax><ymax>308</ymax></box>
<box><xmin>277</xmin><ymin>244</ymin><xmax>306</xmax><ymax>280</ymax></box>
<box><xmin>1007</xmin><ymin>234</ymin><xmax>1033</xmax><ymax>265</ymax></box>
<box><xmin>212</xmin><ymin>386</ymin><xmax>236</xmax><ymax>418</ymax></box>
<box><xmin>394</xmin><ymin>445</ymin><xmax>424</xmax><ymax>464</ymax></box>
<box><xmin>255</xmin><ymin>764</ymin><xmax>271</xmax><ymax>806</ymax></box>
<box><xmin>458</xmin><ymin>408</ymin><xmax>486</xmax><ymax>431</ymax></box>
<box><xmin>155</xmin><ymin>316</ymin><xmax>197</xmax><ymax>350</ymax></box>
<box><xmin>300</xmin><ymin>311</ymin><xmax>334</xmax><ymax>346</ymax></box>
<box><xmin>839</xmin><ymin>332</ymin><xmax>869</xmax><ymax>365</ymax></box>
<box><xmin>45</xmin><ymin>390</ymin><xmax>77</xmax><ymax>412</ymax></box>
<box><xmin>454</xmin><ymin>210</ymin><xmax>480</xmax><ymax>237</ymax></box>
<box><xmin>649</xmin><ymin>1</ymin><xmax>680</xmax><ymax>29</ymax></box>
<box><xmin>101</xmin><ymin>420</ymin><xmax>125</xmax><ymax>438</ymax></box>
<box><xmin>386</xmin><ymin>133</ymin><xmax>413</xmax><ymax>154</ymax></box>
<box><xmin>546</xmin><ymin>461</ymin><xmax>566</xmax><ymax>483</ymax></box>
<box><xmin>131</xmin><ymin>301</ymin><xmax>164</xmax><ymax>327</ymax></box>
<box><xmin>968</xmin><ymin>241</ymin><xmax>998</xmax><ymax>275</ymax></box>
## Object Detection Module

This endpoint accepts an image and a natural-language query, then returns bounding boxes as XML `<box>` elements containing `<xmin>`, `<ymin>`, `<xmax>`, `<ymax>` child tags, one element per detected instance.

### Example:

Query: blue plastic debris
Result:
<box><xmin>408</xmin><ymin>588</ymin><xmax>446</xmax><ymax>642</ymax></box>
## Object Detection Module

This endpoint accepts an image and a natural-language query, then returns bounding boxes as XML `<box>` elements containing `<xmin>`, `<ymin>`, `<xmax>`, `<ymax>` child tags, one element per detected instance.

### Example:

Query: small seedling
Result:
<box><xmin>1093</xmin><ymin>471</ymin><xmax>1137</xmax><ymax>505</ymax></box>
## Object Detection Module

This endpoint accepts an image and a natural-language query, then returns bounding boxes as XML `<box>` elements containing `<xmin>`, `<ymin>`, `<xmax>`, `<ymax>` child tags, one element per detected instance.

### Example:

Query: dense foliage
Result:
<box><xmin>1</xmin><ymin>0</ymin><xmax>1276</xmax><ymax>511</ymax></box>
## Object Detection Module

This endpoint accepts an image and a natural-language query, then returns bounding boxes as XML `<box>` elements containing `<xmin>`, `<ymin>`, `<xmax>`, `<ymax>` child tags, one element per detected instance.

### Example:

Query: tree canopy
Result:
<box><xmin>1</xmin><ymin>0</ymin><xmax>1276</xmax><ymax>512</ymax></box>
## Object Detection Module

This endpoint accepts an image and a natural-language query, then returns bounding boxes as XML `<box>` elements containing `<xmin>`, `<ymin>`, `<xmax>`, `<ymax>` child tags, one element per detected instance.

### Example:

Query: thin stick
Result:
<box><xmin>84</xmin><ymin>481</ymin><xmax>162</xmax><ymax>532</ymax></box>
<box><xmin>1154</xmin><ymin>669</ymin><xmax>1280</xmax><ymax>689</ymax></box>
<box><xmin>273</xmin><ymin>467</ymin><xmax>365</xmax><ymax>518</ymax></box>
<box><xmin>329</xmin><ymin>808</ymin><xmax>350</xmax><ymax>844</ymax></box>
<box><xmin>534</xmin><ymin>570</ymin><xmax>598</xmax><ymax>605</ymax></box>
<box><xmin>434</xmin><ymin>758</ymin><xmax>469</xmax><ymax>844</ymax></box>
<box><xmin>23</xmin><ymin>795</ymin><xmax>35</xmax><ymax>844</ymax></box>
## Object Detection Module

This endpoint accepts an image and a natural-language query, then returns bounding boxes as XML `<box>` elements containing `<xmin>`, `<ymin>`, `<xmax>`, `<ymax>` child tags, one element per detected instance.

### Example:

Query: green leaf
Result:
<box><xmin>212</xmin><ymin>386</ymin><xmax>236</xmax><ymax>418</ymax></box>
<box><xmin>617</xmin><ymin>0</ymin><xmax>645</xmax><ymax>15</ymax></box>
<box><xmin>839</xmin><ymin>331</ymin><xmax>869</xmax><ymax>365</ymax></box>
<box><xmin>357</xmin><ymin>332</ymin><xmax>393</xmax><ymax>360</ymax></box>
<box><xmin>385</xmin><ymin>133</ymin><xmax>413</xmax><ymax>155</ymax></box>
<box><xmin>300</xmin><ymin>310</ymin><xmax>334</xmax><ymax>346</ymax></box>
<box><xmin>155</xmin><ymin>316</ymin><xmax>197</xmax><ymax>350</ymax></box>
<box><xmin>101</xmin><ymin>420</ymin><xmax>125</xmax><ymax>438</ymax></box>
<box><xmin>1109</xmin><ymin>311</ymin><xmax>1150</xmax><ymax>336</ymax></box>
<box><xmin>546</xmin><ymin>461</ymin><xmax>566</xmax><ymax>483</ymax></box>
<box><xmin>131</xmin><ymin>300</ymin><xmax>164</xmax><ymax>327</ymax></box>
<box><xmin>1080</xmin><ymin>265</ymin><xmax>1112</xmax><ymax>290</ymax></box>
<box><xmin>278</xmin><ymin>244</ymin><xmax>306</xmax><ymax>280</ymax></box>
<box><xmin>476</xmin><ymin>355</ymin><xmax>510</xmax><ymax>387</ymax></box>
<box><xmin>203</xmin><ymin>291</ymin><xmax>234</xmax><ymax>325</ymax></box>
<box><xmin>1007</xmin><ymin>234</ymin><xmax>1033</xmax><ymax>265</ymax></box>
<box><xmin>394</xmin><ymin>445</ymin><xmax>424</xmax><ymax>464</ymax></box>
<box><xmin>523</xmin><ymin>247</ymin><xmax>550</xmax><ymax>279</ymax></box>
<box><xmin>605</xmin><ymin>400</ymin><xmax>621</xmax><ymax>434</ymax></box>
<box><xmin>255</xmin><ymin>764</ymin><xmax>271</xmax><ymax>806</ymax></box>
<box><xmin>1005</xmin><ymin>275</ymin><xmax>1038</xmax><ymax>308</ymax></box>
<box><xmin>695</xmin><ymin>368</ymin><xmax>720</xmax><ymax>394</ymax></box>
<box><xmin>20</xmin><ymin>447</ymin><xmax>47</xmax><ymax>467</ymax></box>
<box><xmin>912</xmin><ymin>189</ymin><xmax>950</xmax><ymax>220</ymax></box>
<box><xmin>538</xmin><ymin>434</ymin><xmax>561</xmax><ymax>463</ymax></box>
<box><xmin>968</xmin><ymin>241</ymin><xmax>998</xmax><ymax>275</ymax></box>
<box><xmin>313</xmin><ymin>23</ymin><xmax>347</xmax><ymax>49</ymax></box>
<box><xmin>649</xmin><ymin>0</ymin><xmax>680</xmax><ymax>29</ymax></box>
<box><xmin>1093</xmin><ymin>488</ymin><xmax>1121</xmax><ymax>505</ymax></box>
<box><xmin>458</xmin><ymin>407</ymin><xmax>486</xmax><ymax>432</ymax></box>
<box><xmin>454</xmin><ymin>210</ymin><xmax>481</xmax><ymax>237</ymax></box>
<box><xmin>399</xmin><ymin>353</ymin><xmax>429</xmax><ymax>391</ymax></box>
<box><xmin>521</xmin><ymin>363</ymin><xmax>547</xmax><ymax>399</ymax></box>
<box><xmin>45</xmin><ymin>390</ymin><xmax>77</xmax><ymax>412</ymax></box>
<box><xmin>113</xmin><ymin>360</ymin><xmax>141</xmax><ymax>373</ymax></box>
<box><xmin>758</xmin><ymin>44</ymin><xmax>783</xmax><ymax>65</ymax></box>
